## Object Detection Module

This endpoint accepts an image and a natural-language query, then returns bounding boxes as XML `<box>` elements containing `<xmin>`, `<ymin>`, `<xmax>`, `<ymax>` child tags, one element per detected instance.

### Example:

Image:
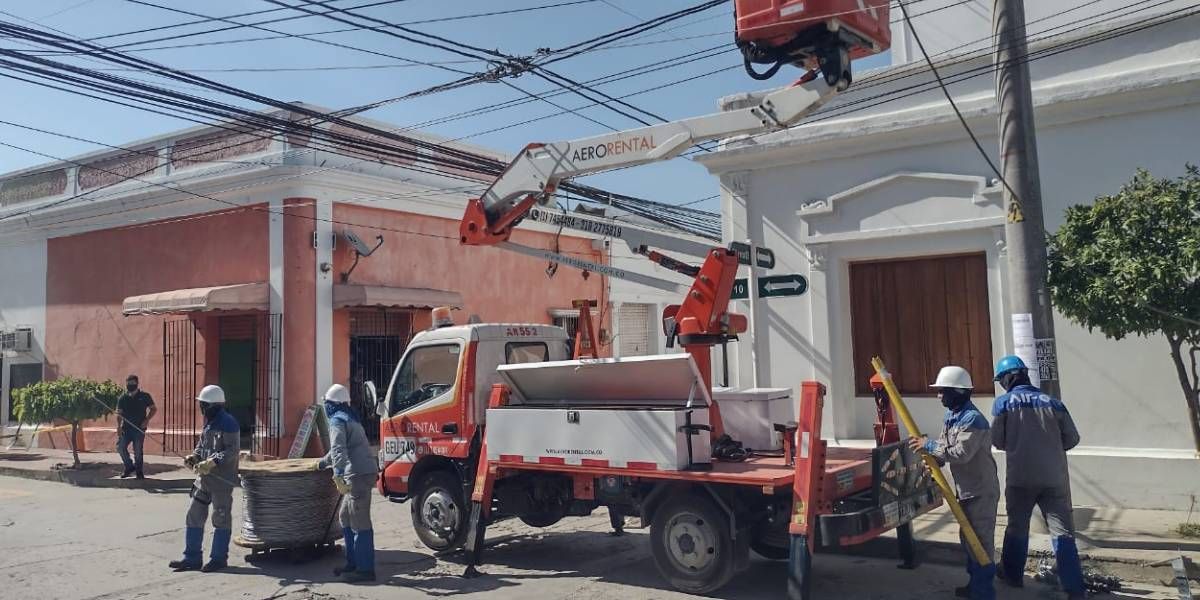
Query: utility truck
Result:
<box><xmin>364</xmin><ymin>2</ymin><xmax>942</xmax><ymax>597</ymax></box>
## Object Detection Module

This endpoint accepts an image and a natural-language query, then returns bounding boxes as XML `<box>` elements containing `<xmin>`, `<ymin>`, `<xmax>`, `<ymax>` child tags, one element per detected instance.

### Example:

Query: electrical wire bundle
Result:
<box><xmin>238</xmin><ymin>459</ymin><xmax>342</xmax><ymax>548</ymax></box>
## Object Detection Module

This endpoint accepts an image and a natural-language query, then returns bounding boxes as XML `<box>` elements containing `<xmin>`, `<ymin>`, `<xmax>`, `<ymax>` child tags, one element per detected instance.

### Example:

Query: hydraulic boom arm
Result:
<box><xmin>459</xmin><ymin>75</ymin><xmax>838</xmax><ymax>247</ymax></box>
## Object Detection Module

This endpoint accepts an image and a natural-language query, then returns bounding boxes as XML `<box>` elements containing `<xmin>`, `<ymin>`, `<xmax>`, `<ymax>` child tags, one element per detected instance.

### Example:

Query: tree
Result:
<box><xmin>1047</xmin><ymin>166</ymin><xmax>1200</xmax><ymax>452</ymax></box>
<box><xmin>12</xmin><ymin>377</ymin><xmax>122</xmax><ymax>469</ymax></box>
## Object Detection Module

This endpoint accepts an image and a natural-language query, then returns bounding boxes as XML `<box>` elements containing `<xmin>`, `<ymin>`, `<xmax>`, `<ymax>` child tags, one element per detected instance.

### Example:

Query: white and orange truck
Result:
<box><xmin>363</xmin><ymin>4</ymin><xmax>941</xmax><ymax>597</ymax></box>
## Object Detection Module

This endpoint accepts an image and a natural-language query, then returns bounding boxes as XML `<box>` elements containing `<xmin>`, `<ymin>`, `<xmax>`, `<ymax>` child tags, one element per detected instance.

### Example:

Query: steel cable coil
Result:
<box><xmin>238</xmin><ymin>459</ymin><xmax>341</xmax><ymax>548</ymax></box>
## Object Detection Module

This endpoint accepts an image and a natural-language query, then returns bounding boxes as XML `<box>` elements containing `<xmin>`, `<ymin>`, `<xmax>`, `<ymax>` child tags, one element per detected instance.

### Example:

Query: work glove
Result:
<box><xmin>183</xmin><ymin>454</ymin><xmax>198</xmax><ymax>469</ymax></box>
<box><xmin>309</xmin><ymin>460</ymin><xmax>325</xmax><ymax>471</ymax></box>
<box><xmin>333</xmin><ymin>475</ymin><xmax>351</xmax><ymax>495</ymax></box>
<box><xmin>194</xmin><ymin>458</ymin><xmax>217</xmax><ymax>475</ymax></box>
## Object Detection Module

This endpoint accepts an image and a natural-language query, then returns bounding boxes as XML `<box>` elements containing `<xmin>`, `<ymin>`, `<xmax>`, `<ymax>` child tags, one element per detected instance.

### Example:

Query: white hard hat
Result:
<box><xmin>930</xmin><ymin>366</ymin><xmax>973</xmax><ymax>390</ymax></box>
<box><xmin>196</xmin><ymin>385</ymin><xmax>226</xmax><ymax>404</ymax></box>
<box><xmin>324</xmin><ymin>383</ymin><xmax>351</xmax><ymax>404</ymax></box>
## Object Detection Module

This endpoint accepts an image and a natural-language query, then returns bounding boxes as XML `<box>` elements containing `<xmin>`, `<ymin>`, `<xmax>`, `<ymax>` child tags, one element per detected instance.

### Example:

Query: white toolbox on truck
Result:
<box><xmin>711</xmin><ymin>386</ymin><xmax>794</xmax><ymax>451</ymax></box>
<box><xmin>486</xmin><ymin>354</ymin><xmax>713</xmax><ymax>470</ymax></box>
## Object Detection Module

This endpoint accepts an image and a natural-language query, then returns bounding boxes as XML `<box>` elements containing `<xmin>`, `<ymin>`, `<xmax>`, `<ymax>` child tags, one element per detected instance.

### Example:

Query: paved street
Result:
<box><xmin>0</xmin><ymin>476</ymin><xmax>1183</xmax><ymax>600</ymax></box>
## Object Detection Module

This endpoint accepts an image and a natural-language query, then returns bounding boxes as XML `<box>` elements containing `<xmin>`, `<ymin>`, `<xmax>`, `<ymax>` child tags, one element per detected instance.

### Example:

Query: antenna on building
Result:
<box><xmin>341</xmin><ymin>229</ymin><xmax>384</xmax><ymax>283</ymax></box>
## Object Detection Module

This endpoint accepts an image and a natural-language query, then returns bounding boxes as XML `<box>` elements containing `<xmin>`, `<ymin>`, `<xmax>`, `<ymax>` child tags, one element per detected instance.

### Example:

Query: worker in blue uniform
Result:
<box><xmin>910</xmin><ymin>366</ymin><xmax>999</xmax><ymax>600</ymax></box>
<box><xmin>991</xmin><ymin>355</ymin><xmax>1085</xmax><ymax>599</ymax></box>
<box><xmin>169</xmin><ymin>385</ymin><xmax>240</xmax><ymax>573</ymax></box>
<box><xmin>314</xmin><ymin>384</ymin><xmax>379</xmax><ymax>583</ymax></box>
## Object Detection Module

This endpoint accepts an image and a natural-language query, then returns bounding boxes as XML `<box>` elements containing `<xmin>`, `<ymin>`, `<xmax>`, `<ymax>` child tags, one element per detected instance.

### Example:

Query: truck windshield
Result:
<box><xmin>389</xmin><ymin>343</ymin><xmax>460</xmax><ymax>414</ymax></box>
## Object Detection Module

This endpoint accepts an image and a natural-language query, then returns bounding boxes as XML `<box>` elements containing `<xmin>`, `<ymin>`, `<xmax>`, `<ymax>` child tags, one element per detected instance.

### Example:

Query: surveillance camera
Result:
<box><xmin>344</xmin><ymin>229</ymin><xmax>377</xmax><ymax>256</ymax></box>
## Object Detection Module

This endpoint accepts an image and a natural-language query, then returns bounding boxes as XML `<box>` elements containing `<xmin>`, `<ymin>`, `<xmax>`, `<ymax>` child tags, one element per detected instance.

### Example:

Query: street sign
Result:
<box><xmin>730</xmin><ymin>242</ymin><xmax>777</xmax><ymax>269</ymax></box>
<box><xmin>731</xmin><ymin>278</ymin><xmax>750</xmax><ymax>300</ymax></box>
<box><xmin>759</xmin><ymin>274</ymin><xmax>807</xmax><ymax>298</ymax></box>
<box><xmin>730</xmin><ymin>274</ymin><xmax>808</xmax><ymax>300</ymax></box>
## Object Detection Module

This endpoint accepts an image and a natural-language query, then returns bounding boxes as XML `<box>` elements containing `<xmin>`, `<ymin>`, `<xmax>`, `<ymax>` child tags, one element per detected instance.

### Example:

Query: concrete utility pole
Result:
<box><xmin>994</xmin><ymin>0</ymin><xmax>1060</xmax><ymax>396</ymax></box>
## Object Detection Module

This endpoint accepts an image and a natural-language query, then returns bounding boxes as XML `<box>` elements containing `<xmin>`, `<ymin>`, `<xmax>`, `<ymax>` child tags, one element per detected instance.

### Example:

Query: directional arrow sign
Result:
<box><xmin>755</xmin><ymin>247</ymin><xmax>776</xmax><ymax>270</ymax></box>
<box><xmin>730</xmin><ymin>274</ymin><xmax>808</xmax><ymax>300</ymax></box>
<box><xmin>759</xmin><ymin>274</ymin><xmax>807</xmax><ymax>298</ymax></box>
<box><xmin>729</xmin><ymin>242</ymin><xmax>776</xmax><ymax>269</ymax></box>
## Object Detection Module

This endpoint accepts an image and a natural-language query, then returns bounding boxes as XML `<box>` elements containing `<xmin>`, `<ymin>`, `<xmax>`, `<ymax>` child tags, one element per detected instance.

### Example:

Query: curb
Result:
<box><xmin>0</xmin><ymin>464</ymin><xmax>193</xmax><ymax>490</ymax></box>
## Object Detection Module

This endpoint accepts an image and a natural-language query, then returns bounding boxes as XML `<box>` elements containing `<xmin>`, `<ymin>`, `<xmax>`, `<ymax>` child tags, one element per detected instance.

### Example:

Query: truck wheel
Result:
<box><xmin>519</xmin><ymin>511</ymin><xmax>564</xmax><ymax>528</ymax></box>
<box><xmin>411</xmin><ymin>471</ymin><xmax>468</xmax><ymax>551</ymax></box>
<box><xmin>650</xmin><ymin>492</ymin><xmax>737</xmax><ymax>595</ymax></box>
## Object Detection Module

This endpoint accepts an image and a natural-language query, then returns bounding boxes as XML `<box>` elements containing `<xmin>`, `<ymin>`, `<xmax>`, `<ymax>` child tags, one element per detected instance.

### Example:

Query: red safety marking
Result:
<box><xmin>538</xmin><ymin>456</ymin><xmax>566</xmax><ymax>465</ymax></box>
<box><xmin>626</xmin><ymin>461</ymin><xmax>659</xmax><ymax>471</ymax></box>
<box><xmin>581</xmin><ymin>458</ymin><xmax>609</xmax><ymax>468</ymax></box>
<box><xmin>498</xmin><ymin>454</ymin><xmax>524</xmax><ymax>463</ymax></box>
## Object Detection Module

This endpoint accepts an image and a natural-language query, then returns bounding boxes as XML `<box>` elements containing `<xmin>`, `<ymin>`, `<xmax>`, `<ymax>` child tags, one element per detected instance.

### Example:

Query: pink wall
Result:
<box><xmin>330</xmin><ymin>203</ymin><xmax>610</xmax><ymax>343</ymax></box>
<box><xmin>44</xmin><ymin>207</ymin><xmax>268</xmax><ymax>444</ymax></box>
<box><xmin>280</xmin><ymin>199</ymin><xmax>317</xmax><ymax>456</ymax></box>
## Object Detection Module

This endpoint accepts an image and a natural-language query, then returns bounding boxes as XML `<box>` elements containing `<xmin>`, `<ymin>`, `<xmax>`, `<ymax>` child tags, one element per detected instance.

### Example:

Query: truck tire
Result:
<box><xmin>411</xmin><ymin>471</ymin><xmax>468</xmax><ymax>551</ymax></box>
<box><xmin>649</xmin><ymin>492</ymin><xmax>737</xmax><ymax>595</ymax></box>
<box><xmin>519</xmin><ymin>511</ymin><xmax>564</xmax><ymax>528</ymax></box>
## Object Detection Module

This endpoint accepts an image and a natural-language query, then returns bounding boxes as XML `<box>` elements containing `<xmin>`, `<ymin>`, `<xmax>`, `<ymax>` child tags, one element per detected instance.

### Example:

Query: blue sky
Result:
<box><xmin>0</xmin><ymin>0</ymin><xmax>890</xmax><ymax>213</ymax></box>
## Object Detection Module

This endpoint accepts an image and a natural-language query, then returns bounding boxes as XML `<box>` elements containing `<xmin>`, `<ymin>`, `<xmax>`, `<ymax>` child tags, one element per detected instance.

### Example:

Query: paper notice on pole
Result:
<box><xmin>1036</xmin><ymin>338</ymin><xmax>1059</xmax><ymax>381</ymax></box>
<box><xmin>1011</xmin><ymin>313</ymin><xmax>1040</xmax><ymax>387</ymax></box>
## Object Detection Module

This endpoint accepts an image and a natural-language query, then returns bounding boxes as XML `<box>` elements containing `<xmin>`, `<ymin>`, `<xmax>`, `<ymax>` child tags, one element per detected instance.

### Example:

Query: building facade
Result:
<box><xmin>0</xmin><ymin>109</ymin><xmax>608</xmax><ymax>456</ymax></box>
<box><xmin>698</xmin><ymin>9</ymin><xmax>1200</xmax><ymax>509</ymax></box>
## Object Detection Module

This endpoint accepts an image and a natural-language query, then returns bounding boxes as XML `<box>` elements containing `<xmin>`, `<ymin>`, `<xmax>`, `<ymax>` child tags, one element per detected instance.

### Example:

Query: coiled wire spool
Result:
<box><xmin>237</xmin><ymin>458</ymin><xmax>341</xmax><ymax>549</ymax></box>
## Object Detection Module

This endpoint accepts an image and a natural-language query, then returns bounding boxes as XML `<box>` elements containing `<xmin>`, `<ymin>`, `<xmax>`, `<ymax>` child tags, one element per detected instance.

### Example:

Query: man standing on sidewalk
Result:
<box><xmin>991</xmin><ymin>355</ymin><xmax>1085</xmax><ymax>599</ymax></box>
<box><xmin>910</xmin><ymin>365</ymin><xmax>999</xmax><ymax>600</ymax></box>
<box><xmin>116</xmin><ymin>374</ymin><xmax>156</xmax><ymax>479</ymax></box>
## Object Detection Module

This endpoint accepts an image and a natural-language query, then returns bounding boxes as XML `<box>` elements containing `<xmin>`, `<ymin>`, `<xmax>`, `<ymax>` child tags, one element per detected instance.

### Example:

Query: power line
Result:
<box><xmin>895</xmin><ymin>0</ymin><xmax>1018</xmax><ymax>202</ymax></box>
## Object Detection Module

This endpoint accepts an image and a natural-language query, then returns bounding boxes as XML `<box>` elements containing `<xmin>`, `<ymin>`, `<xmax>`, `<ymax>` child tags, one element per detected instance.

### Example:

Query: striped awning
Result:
<box><xmin>122</xmin><ymin>282</ymin><xmax>269</xmax><ymax>316</ymax></box>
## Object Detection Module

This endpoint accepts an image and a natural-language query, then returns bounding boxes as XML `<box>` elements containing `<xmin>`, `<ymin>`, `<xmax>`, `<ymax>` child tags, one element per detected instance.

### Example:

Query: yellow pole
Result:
<box><xmin>871</xmin><ymin>357</ymin><xmax>992</xmax><ymax>566</ymax></box>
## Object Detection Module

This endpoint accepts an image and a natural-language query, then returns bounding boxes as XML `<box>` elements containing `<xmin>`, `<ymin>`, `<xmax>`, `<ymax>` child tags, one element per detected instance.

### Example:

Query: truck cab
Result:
<box><xmin>371</xmin><ymin>320</ymin><xmax>571</xmax><ymax>549</ymax></box>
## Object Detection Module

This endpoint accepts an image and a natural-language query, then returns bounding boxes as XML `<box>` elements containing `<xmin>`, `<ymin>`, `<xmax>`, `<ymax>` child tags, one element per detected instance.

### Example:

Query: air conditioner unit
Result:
<box><xmin>1</xmin><ymin>327</ymin><xmax>33</xmax><ymax>353</ymax></box>
<box><xmin>14</xmin><ymin>327</ymin><xmax>32</xmax><ymax>352</ymax></box>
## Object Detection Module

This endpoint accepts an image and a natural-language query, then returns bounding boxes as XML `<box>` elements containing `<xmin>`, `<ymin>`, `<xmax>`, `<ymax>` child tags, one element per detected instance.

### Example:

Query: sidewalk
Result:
<box><xmin>899</xmin><ymin>503</ymin><xmax>1200</xmax><ymax>590</ymax></box>
<box><xmin>0</xmin><ymin>447</ymin><xmax>194</xmax><ymax>489</ymax></box>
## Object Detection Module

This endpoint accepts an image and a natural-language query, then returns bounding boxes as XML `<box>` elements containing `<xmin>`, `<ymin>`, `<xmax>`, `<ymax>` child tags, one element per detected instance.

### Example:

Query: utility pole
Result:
<box><xmin>994</xmin><ymin>0</ymin><xmax>1060</xmax><ymax>396</ymax></box>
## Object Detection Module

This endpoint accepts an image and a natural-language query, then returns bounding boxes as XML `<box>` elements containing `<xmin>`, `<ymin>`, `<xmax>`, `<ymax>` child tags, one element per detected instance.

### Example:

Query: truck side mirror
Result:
<box><xmin>364</xmin><ymin>381</ymin><xmax>383</xmax><ymax>417</ymax></box>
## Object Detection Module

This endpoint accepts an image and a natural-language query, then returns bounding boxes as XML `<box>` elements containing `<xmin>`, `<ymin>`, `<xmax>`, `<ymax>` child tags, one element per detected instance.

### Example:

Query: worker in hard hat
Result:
<box><xmin>169</xmin><ymin>385</ymin><xmax>240</xmax><ymax>573</ymax></box>
<box><xmin>990</xmin><ymin>356</ymin><xmax>1084</xmax><ymax>599</ymax></box>
<box><xmin>909</xmin><ymin>366</ymin><xmax>999</xmax><ymax>600</ymax></box>
<box><xmin>313</xmin><ymin>384</ymin><xmax>379</xmax><ymax>583</ymax></box>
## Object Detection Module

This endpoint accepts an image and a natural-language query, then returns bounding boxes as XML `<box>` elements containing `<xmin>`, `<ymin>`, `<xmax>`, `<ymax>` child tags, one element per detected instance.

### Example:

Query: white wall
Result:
<box><xmin>0</xmin><ymin>239</ymin><xmax>47</xmax><ymax>426</ymax></box>
<box><xmin>889</xmin><ymin>0</ymin><xmax>1196</xmax><ymax>64</ymax></box>
<box><xmin>606</xmin><ymin>236</ymin><xmax>693</xmax><ymax>358</ymax></box>
<box><xmin>699</xmin><ymin>17</ymin><xmax>1200</xmax><ymax>508</ymax></box>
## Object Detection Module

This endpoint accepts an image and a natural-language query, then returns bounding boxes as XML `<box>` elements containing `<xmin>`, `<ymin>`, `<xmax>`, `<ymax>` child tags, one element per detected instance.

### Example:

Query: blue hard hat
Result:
<box><xmin>993</xmin><ymin>355</ymin><xmax>1028</xmax><ymax>381</ymax></box>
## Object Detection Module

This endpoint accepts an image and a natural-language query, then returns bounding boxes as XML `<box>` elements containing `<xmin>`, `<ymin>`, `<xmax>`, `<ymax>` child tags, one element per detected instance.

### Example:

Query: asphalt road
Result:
<box><xmin>0</xmin><ymin>476</ymin><xmax>1179</xmax><ymax>600</ymax></box>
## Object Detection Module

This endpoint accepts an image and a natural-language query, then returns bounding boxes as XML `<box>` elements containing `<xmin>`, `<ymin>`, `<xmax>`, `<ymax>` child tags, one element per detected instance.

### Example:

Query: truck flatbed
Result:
<box><xmin>492</xmin><ymin>447</ymin><xmax>876</xmax><ymax>492</ymax></box>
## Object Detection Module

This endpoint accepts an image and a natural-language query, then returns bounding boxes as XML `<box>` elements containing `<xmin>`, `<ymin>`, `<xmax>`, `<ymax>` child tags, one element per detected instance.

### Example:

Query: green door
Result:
<box><xmin>218</xmin><ymin>339</ymin><xmax>256</xmax><ymax>446</ymax></box>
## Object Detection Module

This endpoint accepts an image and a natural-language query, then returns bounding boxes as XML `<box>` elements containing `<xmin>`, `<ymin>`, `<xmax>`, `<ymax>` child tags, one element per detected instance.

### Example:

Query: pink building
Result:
<box><xmin>0</xmin><ymin>107</ymin><xmax>608</xmax><ymax>456</ymax></box>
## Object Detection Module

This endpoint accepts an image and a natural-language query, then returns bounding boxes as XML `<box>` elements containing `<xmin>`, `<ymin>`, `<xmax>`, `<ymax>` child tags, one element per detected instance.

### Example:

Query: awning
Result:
<box><xmin>333</xmin><ymin>284</ymin><xmax>462</xmax><ymax>309</ymax></box>
<box><xmin>122</xmin><ymin>282</ymin><xmax>269</xmax><ymax>316</ymax></box>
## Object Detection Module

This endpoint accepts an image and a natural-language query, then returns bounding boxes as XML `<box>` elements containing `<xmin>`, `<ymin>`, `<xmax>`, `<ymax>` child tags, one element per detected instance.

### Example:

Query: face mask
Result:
<box><xmin>127</xmin><ymin>383</ymin><xmax>138</xmax><ymax>393</ymax></box>
<box><xmin>940</xmin><ymin>388</ymin><xmax>970</xmax><ymax>410</ymax></box>
<box><xmin>200</xmin><ymin>402</ymin><xmax>221</xmax><ymax>420</ymax></box>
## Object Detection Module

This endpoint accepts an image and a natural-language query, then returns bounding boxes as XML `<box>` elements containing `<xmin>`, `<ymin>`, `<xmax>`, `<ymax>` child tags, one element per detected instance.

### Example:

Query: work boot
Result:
<box><xmin>169</xmin><ymin>527</ymin><xmax>204</xmax><ymax>571</ymax></box>
<box><xmin>200</xmin><ymin>559</ymin><xmax>227</xmax><ymax>573</ymax></box>
<box><xmin>136</xmin><ymin>471</ymin><xmax>145</xmax><ymax>480</ymax></box>
<box><xmin>341</xmin><ymin>529</ymin><xmax>375</xmax><ymax>583</ymax></box>
<box><xmin>954</xmin><ymin>585</ymin><xmax>971</xmax><ymax>598</ymax></box>
<box><xmin>201</xmin><ymin>528</ymin><xmax>231</xmax><ymax>573</ymax></box>
<box><xmin>120</xmin><ymin>469</ymin><xmax>134</xmax><ymax>479</ymax></box>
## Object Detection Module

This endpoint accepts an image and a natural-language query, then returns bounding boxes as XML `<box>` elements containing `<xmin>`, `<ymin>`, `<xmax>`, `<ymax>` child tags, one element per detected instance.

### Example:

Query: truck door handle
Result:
<box><xmin>441</xmin><ymin>423</ymin><xmax>458</xmax><ymax>435</ymax></box>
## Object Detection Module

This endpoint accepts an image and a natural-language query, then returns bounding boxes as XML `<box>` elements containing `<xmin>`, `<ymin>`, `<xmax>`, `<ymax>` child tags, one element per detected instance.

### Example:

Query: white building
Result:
<box><xmin>697</xmin><ymin>6</ymin><xmax>1200</xmax><ymax>509</ymax></box>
